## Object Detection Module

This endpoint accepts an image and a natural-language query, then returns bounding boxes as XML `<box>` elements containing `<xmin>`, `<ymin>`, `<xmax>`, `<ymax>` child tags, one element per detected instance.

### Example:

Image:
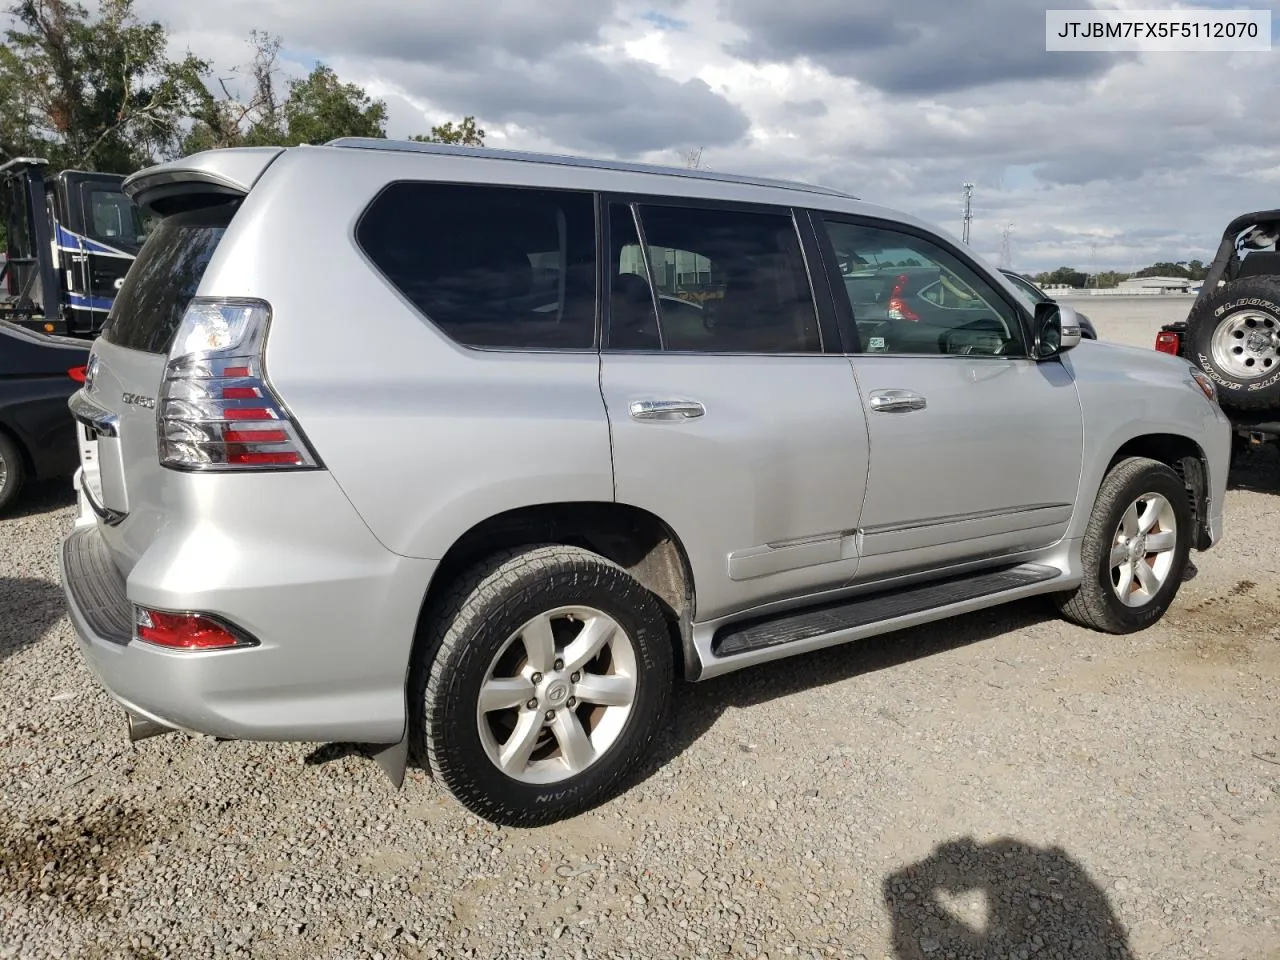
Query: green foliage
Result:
<box><xmin>410</xmin><ymin>115</ymin><xmax>486</xmax><ymax>147</ymax></box>
<box><xmin>181</xmin><ymin>32</ymin><xmax>386</xmax><ymax>152</ymax></box>
<box><xmin>1</xmin><ymin>9</ymin><xmax>480</xmax><ymax>178</ymax></box>
<box><xmin>1132</xmin><ymin>259</ymin><xmax>1207</xmax><ymax>280</ymax></box>
<box><xmin>0</xmin><ymin>0</ymin><xmax>209</xmax><ymax>172</ymax></box>
<box><xmin>281</xmin><ymin>64</ymin><xmax>386</xmax><ymax>145</ymax></box>
<box><xmin>1088</xmin><ymin>271</ymin><xmax>1124</xmax><ymax>288</ymax></box>
<box><xmin>1035</xmin><ymin>266</ymin><xmax>1090</xmax><ymax>288</ymax></box>
<box><xmin>1034</xmin><ymin>259</ymin><xmax>1209</xmax><ymax>289</ymax></box>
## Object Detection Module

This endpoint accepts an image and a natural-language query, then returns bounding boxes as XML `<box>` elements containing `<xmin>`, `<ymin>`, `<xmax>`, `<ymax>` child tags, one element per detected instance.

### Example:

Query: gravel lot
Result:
<box><xmin>2</xmin><ymin>298</ymin><xmax>1278</xmax><ymax>960</ymax></box>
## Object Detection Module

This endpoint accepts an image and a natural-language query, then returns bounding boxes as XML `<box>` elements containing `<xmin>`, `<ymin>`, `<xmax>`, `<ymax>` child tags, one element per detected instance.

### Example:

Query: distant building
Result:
<box><xmin>1117</xmin><ymin>276</ymin><xmax>1193</xmax><ymax>293</ymax></box>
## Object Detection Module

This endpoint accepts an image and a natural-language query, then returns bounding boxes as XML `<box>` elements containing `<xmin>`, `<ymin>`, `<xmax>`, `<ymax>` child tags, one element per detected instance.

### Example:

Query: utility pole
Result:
<box><xmin>1089</xmin><ymin>241</ymin><xmax>1098</xmax><ymax>288</ymax></box>
<box><xmin>962</xmin><ymin>183</ymin><xmax>974</xmax><ymax>245</ymax></box>
<box><xmin>999</xmin><ymin>222</ymin><xmax>1013</xmax><ymax>269</ymax></box>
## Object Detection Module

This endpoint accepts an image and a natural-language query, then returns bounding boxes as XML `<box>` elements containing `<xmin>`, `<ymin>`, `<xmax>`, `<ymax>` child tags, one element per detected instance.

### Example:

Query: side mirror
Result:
<box><xmin>1032</xmin><ymin>301</ymin><xmax>1083</xmax><ymax>359</ymax></box>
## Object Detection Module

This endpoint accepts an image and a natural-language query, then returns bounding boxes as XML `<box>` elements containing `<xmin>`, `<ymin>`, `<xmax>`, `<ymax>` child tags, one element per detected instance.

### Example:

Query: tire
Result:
<box><xmin>0</xmin><ymin>432</ymin><xmax>26</xmax><ymax>515</ymax></box>
<box><xmin>1055</xmin><ymin>457</ymin><xmax>1192</xmax><ymax>634</ymax></box>
<box><xmin>410</xmin><ymin>545</ymin><xmax>673</xmax><ymax>827</ymax></box>
<box><xmin>1185</xmin><ymin>275</ymin><xmax>1280</xmax><ymax>411</ymax></box>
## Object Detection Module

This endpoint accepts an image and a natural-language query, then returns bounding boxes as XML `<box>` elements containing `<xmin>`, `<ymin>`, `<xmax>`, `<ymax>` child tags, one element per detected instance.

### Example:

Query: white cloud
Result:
<box><xmin>123</xmin><ymin>0</ymin><xmax>1280</xmax><ymax>272</ymax></box>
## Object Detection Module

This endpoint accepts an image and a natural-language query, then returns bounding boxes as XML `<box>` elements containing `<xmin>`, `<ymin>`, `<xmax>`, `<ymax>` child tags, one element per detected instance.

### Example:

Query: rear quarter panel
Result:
<box><xmin>193</xmin><ymin>147</ymin><xmax>615</xmax><ymax>560</ymax></box>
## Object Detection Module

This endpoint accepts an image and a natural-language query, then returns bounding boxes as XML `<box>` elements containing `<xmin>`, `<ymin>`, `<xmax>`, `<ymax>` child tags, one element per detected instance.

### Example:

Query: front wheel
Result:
<box><xmin>1055</xmin><ymin>457</ymin><xmax>1192</xmax><ymax>633</ymax></box>
<box><xmin>411</xmin><ymin>545</ymin><xmax>673</xmax><ymax>826</ymax></box>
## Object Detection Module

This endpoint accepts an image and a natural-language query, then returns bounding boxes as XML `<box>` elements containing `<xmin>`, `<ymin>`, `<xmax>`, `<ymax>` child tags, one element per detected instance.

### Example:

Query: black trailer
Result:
<box><xmin>1</xmin><ymin>157</ymin><xmax>147</xmax><ymax>338</ymax></box>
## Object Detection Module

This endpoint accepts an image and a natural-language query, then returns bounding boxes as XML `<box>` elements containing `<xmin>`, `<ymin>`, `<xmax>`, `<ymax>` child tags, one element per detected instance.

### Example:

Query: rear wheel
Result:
<box><xmin>411</xmin><ymin>545</ymin><xmax>673</xmax><ymax>826</ymax></box>
<box><xmin>0</xmin><ymin>433</ymin><xmax>26</xmax><ymax>515</ymax></box>
<box><xmin>1055</xmin><ymin>457</ymin><xmax>1192</xmax><ymax>633</ymax></box>
<box><xmin>1186</xmin><ymin>276</ymin><xmax>1280</xmax><ymax>411</ymax></box>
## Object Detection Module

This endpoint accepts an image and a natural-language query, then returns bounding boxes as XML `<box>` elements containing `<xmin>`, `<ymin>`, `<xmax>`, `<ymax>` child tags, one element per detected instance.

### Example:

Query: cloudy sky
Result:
<box><xmin>130</xmin><ymin>0</ymin><xmax>1280</xmax><ymax>274</ymax></box>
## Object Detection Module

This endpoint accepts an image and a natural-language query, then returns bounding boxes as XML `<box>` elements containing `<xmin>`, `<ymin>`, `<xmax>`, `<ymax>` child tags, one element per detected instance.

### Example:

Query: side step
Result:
<box><xmin>712</xmin><ymin>563</ymin><xmax>1060</xmax><ymax>658</ymax></box>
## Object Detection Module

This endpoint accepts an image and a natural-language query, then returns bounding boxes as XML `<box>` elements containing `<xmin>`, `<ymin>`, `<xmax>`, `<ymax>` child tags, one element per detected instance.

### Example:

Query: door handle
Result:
<box><xmin>629</xmin><ymin>399</ymin><xmax>705</xmax><ymax>421</ymax></box>
<box><xmin>868</xmin><ymin>389</ymin><xmax>927</xmax><ymax>413</ymax></box>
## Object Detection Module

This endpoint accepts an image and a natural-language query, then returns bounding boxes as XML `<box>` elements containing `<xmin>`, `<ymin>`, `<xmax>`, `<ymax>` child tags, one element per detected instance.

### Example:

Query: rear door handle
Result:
<box><xmin>868</xmin><ymin>389</ymin><xmax>927</xmax><ymax>413</ymax></box>
<box><xmin>629</xmin><ymin>399</ymin><xmax>706</xmax><ymax>421</ymax></box>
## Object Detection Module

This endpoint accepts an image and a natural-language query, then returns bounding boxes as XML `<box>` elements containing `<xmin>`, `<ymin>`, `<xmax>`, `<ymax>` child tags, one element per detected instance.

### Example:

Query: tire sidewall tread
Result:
<box><xmin>1187</xmin><ymin>276</ymin><xmax>1280</xmax><ymax>410</ymax></box>
<box><xmin>410</xmin><ymin>545</ymin><xmax>672</xmax><ymax>827</ymax></box>
<box><xmin>1058</xmin><ymin>457</ymin><xmax>1192</xmax><ymax>634</ymax></box>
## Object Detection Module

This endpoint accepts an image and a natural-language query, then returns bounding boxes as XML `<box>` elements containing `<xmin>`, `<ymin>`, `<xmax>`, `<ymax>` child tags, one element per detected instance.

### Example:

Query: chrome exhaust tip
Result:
<box><xmin>126</xmin><ymin>711</ymin><xmax>174</xmax><ymax>742</ymax></box>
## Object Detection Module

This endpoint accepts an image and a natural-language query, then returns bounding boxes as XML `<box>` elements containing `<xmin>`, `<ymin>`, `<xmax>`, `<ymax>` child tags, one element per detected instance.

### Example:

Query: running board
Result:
<box><xmin>712</xmin><ymin>563</ymin><xmax>1061</xmax><ymax>658</ymax></box>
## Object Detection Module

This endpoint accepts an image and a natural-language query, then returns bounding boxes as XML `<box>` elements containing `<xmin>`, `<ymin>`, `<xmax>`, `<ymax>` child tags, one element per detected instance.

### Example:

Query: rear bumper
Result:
<box><xmin>59</xmin><ymin>475</ymin><xmax>437</xmax><ymax>745</ymax></box>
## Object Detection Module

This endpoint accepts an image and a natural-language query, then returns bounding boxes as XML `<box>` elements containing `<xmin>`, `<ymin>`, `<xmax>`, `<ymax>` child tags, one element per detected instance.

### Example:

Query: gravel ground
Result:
<box><xmin>2</xmin><ymin>300</ymin><xmax>1278</xmax><ymax>959</ymax></box>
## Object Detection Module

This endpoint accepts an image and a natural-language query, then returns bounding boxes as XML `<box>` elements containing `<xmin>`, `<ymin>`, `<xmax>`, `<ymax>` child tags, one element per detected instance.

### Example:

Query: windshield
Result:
<box><xmin>83</xmin><ymin>185</ymin><xmax>153</xmax><ymax>251</ymax></box>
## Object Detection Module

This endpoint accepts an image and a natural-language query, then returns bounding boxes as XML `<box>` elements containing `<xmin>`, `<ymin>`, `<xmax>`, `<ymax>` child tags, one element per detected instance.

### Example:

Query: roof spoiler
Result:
<box><xmin>123</xmin><ymin>147</ymin><xmax>286</xmax><ymax>215</ymax></box>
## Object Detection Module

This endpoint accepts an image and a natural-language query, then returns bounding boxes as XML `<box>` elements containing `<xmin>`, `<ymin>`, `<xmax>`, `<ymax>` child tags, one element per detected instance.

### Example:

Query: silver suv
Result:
<box><xmin>60</xmin><ymin>139</ymin><xmax>1231</xmax><ymax>826</ymax></box>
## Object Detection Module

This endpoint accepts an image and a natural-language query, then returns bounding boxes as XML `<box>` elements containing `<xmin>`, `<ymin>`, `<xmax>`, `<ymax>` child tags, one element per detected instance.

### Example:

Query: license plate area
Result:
<box><xmin>70</xmin><ymin>391</ymin><xmax>129</xmax><ymax>520</ymax></box>
<box><xmin>78</xmin><ymin>421</ymin><xmax>105</xmax><ymax>505</ymax></box>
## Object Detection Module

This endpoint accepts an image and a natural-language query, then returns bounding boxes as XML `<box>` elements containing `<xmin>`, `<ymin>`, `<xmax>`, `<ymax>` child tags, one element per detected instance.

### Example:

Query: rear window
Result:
<box><xmin>99</xmin><ymin>202</ymin><xmax>236</xmax><ymax>354</ymax></box>
<box><xmin>355</xmin><ymin>182</ymin><xmax>597</xmax><ymax>350</ymax></box>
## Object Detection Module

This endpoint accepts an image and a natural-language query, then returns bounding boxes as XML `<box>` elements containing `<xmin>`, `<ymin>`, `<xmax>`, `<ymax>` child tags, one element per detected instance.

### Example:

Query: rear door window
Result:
<box><xmin>617</xmin><ymin>202</ymin><xmax>821</xmax><ymax>354</ymax></box>
<box><xmin>99</xmin><ymin>202</ymin><xmax>236</xmax><ymax>355</ymax></box>
<box><xmin>355</xmin><ymin>183</ymin><xmax>597</xmax><ymax>350</ymax></box>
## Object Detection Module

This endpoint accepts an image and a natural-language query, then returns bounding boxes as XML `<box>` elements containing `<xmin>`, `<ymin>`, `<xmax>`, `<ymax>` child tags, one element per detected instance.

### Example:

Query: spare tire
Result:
<box><xmin>1185</xmin><ymin>275</ymin><xmax>1280</xmax><ymax>411</ymax></box>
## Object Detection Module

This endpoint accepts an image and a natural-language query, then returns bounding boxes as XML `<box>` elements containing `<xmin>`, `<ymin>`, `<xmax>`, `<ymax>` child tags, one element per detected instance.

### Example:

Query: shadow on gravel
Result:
<box><xmin>883</xmin><ymin>836</ymin><xmax>1134</xmax><ymax>959</ymax></box>
<box><xmin>2</xmin><ymin>477</ymin><xmax>76</xmax><ymax>519</ymax></box>
<box><xmin>0</xmin><ymin>576</ymin><xmax>68</xmax><ymax>665</ymax></box>
<box><xmin>638</xmin><ymin>597</ymin><xmax>1055</xmax><ymax>784</ymax></box>
<box><xmin>1228</xmin><ymin>441</ymin><xmax>1280</xmax><ymax>494</ymax></box>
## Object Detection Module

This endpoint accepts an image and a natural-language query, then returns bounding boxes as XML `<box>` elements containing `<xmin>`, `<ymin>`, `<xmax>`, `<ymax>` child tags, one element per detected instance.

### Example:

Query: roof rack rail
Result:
<box><xmin>323</xmin><ymin>137</ymin><xmax>859</xmax><ymax>202</ymax></box>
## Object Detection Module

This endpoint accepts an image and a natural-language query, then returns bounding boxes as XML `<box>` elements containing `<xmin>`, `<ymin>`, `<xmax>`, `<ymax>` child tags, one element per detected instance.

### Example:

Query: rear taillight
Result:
<box><xmin>134</xmin><ymin>606</ymin><xmax>255</xmax><ymax>650</ymax></box>
<box><xmin>1155</xmin><ymin>331</ymin><xmax>1181</xmax><ymax>355</ymax></box>
<box><xmin>887</xmin><ymin>274</ymin><xmax>920</xmax><ymax>321</ymax></box>
<box><xmin>67</xmin><ymin>365</ymin><xmax>88</xmax><ymax>382</ymax></box>
<box><xmin>158</xmin><ymin>299</ymin><xmax>321</xmax><ymax>471</ymax></box>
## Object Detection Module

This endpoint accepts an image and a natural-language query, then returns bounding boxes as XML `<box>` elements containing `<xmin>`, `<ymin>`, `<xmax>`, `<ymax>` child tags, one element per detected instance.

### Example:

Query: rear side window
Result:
<box><xmin>100</xmin><ymin>203</ymin><xmax>235</xmax><ymax>354</ymax></box>
<box><xmin>356</xmin><ymin>183</ymin><xmax>597</xmax><ymax>350</ymax></box>
<box><xmin>627</xmin><ymin>203</ymin><xmax>820</xmax><ymax>354</ymax></box>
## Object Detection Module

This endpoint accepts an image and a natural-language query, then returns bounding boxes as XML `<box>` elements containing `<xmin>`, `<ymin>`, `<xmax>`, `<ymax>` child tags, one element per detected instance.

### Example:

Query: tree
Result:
<box><xmin>410</xmin><ymin>115</ymin><xmax>485</xmax><ymax>147</ymax></box>
<box><xmin>282</xmin><ymin>64</ymin><xmax>386</xmax><ymax>145</ymax></box>
<box><xmin>1093</xmin><ymin>270</ymin><xmax>1130</xmax><ymax>289</ymax></box>
<box><xmin>1035</xmin><ymin>266</ymin><xmax>1089</xmax><ymax>288</ymax></box>
<box><xmin>182</xmin><ymin>30</ymin><xmax>283</xmax><ymax>153</ymax></box>
<box><xmin>182</xmin><ymin>33</ymin><xmax>387</xmax><ymax>152</ymax></box>
<box><xmin>0</xmin><ymin>0</ymin><xmax>209</xmax><ymax>172</ymax></box>
<box><xmin>1132</xmin><ymin>260</ymin><xmax>1208</xmax><ymax>281</ymax></box>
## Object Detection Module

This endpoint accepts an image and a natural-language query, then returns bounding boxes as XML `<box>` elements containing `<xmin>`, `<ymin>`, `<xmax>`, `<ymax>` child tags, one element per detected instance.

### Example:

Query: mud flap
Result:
<box><xmin>370</xmin><ymin>736</ymin><xmax>408</xmax><ymax>789</ymax></box>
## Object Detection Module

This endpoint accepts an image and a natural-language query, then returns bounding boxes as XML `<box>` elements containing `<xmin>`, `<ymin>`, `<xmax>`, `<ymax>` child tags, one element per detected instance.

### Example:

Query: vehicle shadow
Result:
<box><xmin>1229</xmin><ymin>441</ymin><xmax>1280</xmax><ymax>494</ymax></box>
<box><xmin>2</xmin><ymin>478</ymin><xmax>76</xmax><ymax>520</ymax></box>
<box><xmin>635</xmin><ymin>597</ymin><xmax>1057</xmax><ymax>786</ymax></box>
<box><xmin>352</xmin><ymin>597</ymin><xmax>1057</xmax><ymax>786</ymax></box>
<box><xmin>0</xmin><ymin>576</ymin><xmax>69</xmax><ymax>665</ymax></box>
<box><xmin>883</xmin><ymin>835</ymin><xmax>1134</xmax><ymax>959</ymax></box>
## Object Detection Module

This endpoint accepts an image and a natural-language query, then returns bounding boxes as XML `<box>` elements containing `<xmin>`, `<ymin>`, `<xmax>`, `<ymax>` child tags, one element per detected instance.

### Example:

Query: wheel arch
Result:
<box><xmin>416</xmin><ymin>501</ymin><xmax>700</xmax><ymax>681</ymax></box>
<box><xmin>1106</xmin><ymin>434</ymin><xmax>1212</xmax><ymax>550</ymax></box>
<box><xmin>0</xmin><ymin>421</ymin><xmax>34</xmax><ymax>487</ymax></box>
